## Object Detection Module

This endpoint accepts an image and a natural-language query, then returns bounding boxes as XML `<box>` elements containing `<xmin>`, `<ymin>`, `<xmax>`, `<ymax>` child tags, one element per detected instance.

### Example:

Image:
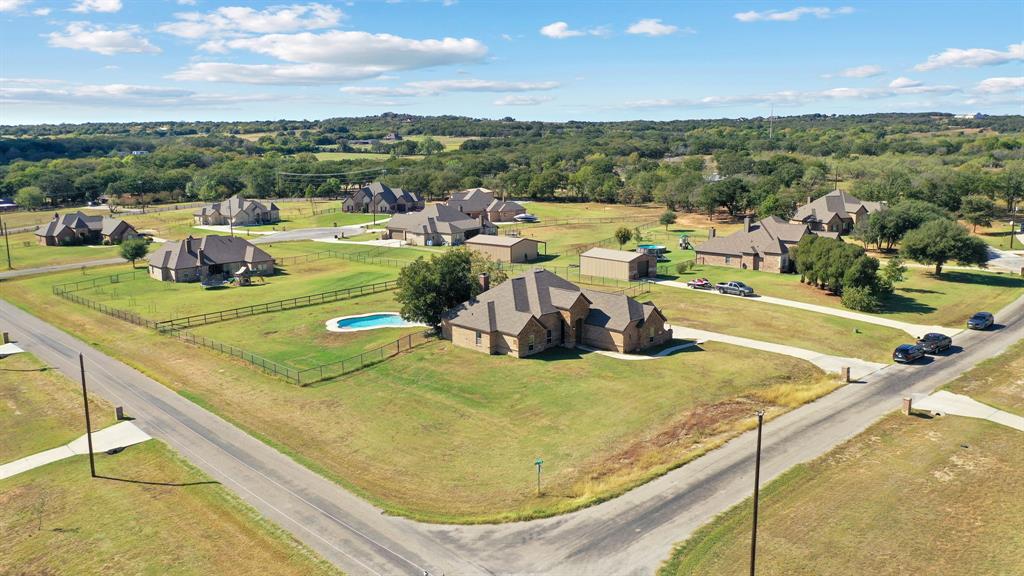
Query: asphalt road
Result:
<box><xmin>0</xmin><ymin>257</ymin><xmax>127</xmax><ymax>280</ymax></box>
<box><xmin>4</xmin><ymin>294</ymin><xmax>1022</xmax><ymax>576</ymax></box>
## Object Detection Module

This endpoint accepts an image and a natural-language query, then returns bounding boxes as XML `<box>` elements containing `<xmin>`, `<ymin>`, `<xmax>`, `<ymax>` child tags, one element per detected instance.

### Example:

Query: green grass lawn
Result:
<box><xmin>0</xmin><ymin>353</ymin><xmax>114</xmax><ymax>462</ymax></box>
<box><xmin>1</xmin><ymin>231</ymin><xmax>122</xmax><ymax>271</ymax></box>
<box><xmin>190</xmin><ymin>290</ymin><xmax>422</xmax><ymax>370</ymax></box>
<box><xmin>67</xmin><ymin>257</ymin><xmax>400</xmax><ymax>321</ymax></box>
<box><xmin>973</xmin><ymin>220</ymin><xmax>1019</xmax><ymax>251</ymax></box>
<box><xmin>4</xmin><ymin>271</ymin><xmax>837</xmax><ymax>523</ymax></box>
<box><xmin>649</xmin><ymin>285</ymin><xmax>907</xmax><ymax>363</ymax></box>
<box><xmin>667</xmin><ymin>263</ymin><xmax>1024</xmax><ymax>327</ymax></box>
<box><xmin>660</xmin><ymin>340</ymin><xmax>1024</xmax><ymax>576</ymax></box>
<box><xmin>0</xmin><ymin>351</ymin><xmax>339</xmax><ymax>575</ymax></box>
<box><xmin>520</xmin><ymin>201</ymin><xmax>664</xmax><ymax>222</ymax></box>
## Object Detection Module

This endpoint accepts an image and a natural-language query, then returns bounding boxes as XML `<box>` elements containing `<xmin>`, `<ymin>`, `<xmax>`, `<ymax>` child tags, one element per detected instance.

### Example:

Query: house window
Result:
<box><xmin>649</xmin><ymin>327</ymin><xmax>655</xmax><ymax>343</ymax></box>
<box><xmin>528</xmin><ymin>334</ymin><xmax>535</xmax><ymax>351</ymax></box>
<box><xmin>475</xmin><ymin>331</ymin><xmax>482</xmax><ymax>346</ymax></box>
<box><xmin>546</xmin><ymin>329</ymin><xmax>552</xmax><ymax>344</ymax></box>
<box><xmin>725</xmin><ymin>256</ymin><xmax>732</xmax><ymax>265</ymax></box>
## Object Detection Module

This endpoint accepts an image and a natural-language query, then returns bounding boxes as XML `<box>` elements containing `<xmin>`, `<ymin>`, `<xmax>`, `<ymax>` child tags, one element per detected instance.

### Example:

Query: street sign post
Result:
<box><xmin>534</xmin><ymin>458</ymin><xmax>543</xmax><ymax>495</ymax></box>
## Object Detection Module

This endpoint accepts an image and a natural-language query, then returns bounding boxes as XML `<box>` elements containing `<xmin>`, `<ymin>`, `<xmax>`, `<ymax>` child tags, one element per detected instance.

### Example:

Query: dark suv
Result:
<box><xmin>893</xmin><ymin>344</ymin><xmax>925</xmax><ymax>364</ymax></box>
<box><xmin>916</xmin><ymin>332</ymin><xmax>952</xmax><ymax>354</ymax></box>
<box><xmin>967</xmin><ymin>312</ymin><xmax>994</xmax><ymax>330</ymax></box>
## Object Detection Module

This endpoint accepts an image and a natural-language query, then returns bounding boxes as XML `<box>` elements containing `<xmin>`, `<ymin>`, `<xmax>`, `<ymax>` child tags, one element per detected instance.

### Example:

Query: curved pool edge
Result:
<box><xmin>325</xmin><ymin>311</ymin><xmax>427</xmax><ymax>333</ymax></box>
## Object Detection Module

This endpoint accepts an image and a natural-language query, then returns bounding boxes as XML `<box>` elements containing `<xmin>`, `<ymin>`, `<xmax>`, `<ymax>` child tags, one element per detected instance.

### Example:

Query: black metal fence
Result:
<box><xmin>573</xmin><ymin>220</ymin><xmax>662</xmax><ymax>254</ymax></box>
<box><xmin>295</xmin><ymin>330</ymin><xmax>435</xmax><ymax>385</ymax></box>
<box><xmin>153</xmin><ymin>280</ymin><xmax>398</xmax><ymax>331</ymax></box>
<box><xmin>171</xmin><ymin>330</ymin><xmax>301</xmax><ymax>383</ymax></box>
<box><xmin>52</xmin><ymin>270</ymin><xmax>149</xmax><ymax>296</ymax></box>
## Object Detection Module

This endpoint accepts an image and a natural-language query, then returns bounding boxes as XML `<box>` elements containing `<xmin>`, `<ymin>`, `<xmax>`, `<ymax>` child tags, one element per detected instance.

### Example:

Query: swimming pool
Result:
<box><xmin>325</xmin><ymin>312</ymin><xmax>425</xmax><ymax>333</ymax></box>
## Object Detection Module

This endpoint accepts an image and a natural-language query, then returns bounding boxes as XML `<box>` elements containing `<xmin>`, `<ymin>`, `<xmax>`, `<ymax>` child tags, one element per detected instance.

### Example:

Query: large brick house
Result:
<box><xmin>442</xmin><ymin>269</ymin><xmax>672</xmax><ymax>357</ymax></box>
<box><xmin>342</xmin><ymin>182</ymin><xmax>423</xmax><ymax>214</ymax></box>
<box><xmin>695</xmin><ymin>216</ymin><xmax>811</xmax><ymax>273</ymax></box>
<box><xmin>790</xmin><ymin>190</ymin><xmax>885</xmax><ymax>233</ymax></box>
<box><xmin>445</xmin><ymin>188</ymin><xmax>526</xmax><ymax>222</ymax></box>
<box><xmin>385</xmin><ymin>203</ymin><xmax>495</xmax><ymax>246</ymax></box>
<box><xmin>147</xmin><ymin>235</ymin><xmax>275</xmax><ymax>283</ymax></box>
<box><xmin>194</xmin><ymin>196</ymin><xmax>279</xmax><ymax>226</ymax></box>
<box><xmin>35</xmin><ymin>212</ymin><xmax>138</xmax><ymax>246</ymax></box>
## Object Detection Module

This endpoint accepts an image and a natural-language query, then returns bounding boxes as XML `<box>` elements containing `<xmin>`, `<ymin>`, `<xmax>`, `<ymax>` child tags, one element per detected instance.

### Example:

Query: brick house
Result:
<box><xmin>194</xmin><ymin>196</ymin><xmax>280</xmax><ymax>226</ymax></box>
<box><xmin>442</xmin><ymin>269</ymin><xmax>672</xmax><ymax>357</ymax></box>
<box><xmin>342</xmin><ymin>182</ymin><xmax>423</xmax><ymax>214</ymax></box>
<box><xmin>445</xmin><ymin>188</ymin><xmax>526</xmax><ymax>222</ymax></box>
<box><xmin>695</xmin><ymin>216</ymin><xmax>810</xmax><ymax>273</ymax></box>
<box><xmin>790</xmin><ymin>190</ymin><xmax>886</xmax><ymax>234</ymax></box>
<box><xmin>35</xmin><ymin>212</ymin><xmax>138</xmax><ymax>246</ymax></box>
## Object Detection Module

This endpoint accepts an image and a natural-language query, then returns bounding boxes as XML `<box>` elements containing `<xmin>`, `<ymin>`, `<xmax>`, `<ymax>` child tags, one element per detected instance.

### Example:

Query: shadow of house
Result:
<box><xmin>35</xmin><ymin>212</ymin><xmax>138</xmax><ymax>246</ymax></box>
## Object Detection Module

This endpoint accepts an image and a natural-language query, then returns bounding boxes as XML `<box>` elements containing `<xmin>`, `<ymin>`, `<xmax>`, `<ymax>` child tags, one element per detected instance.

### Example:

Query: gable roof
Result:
<box><xmin>792</xmin><ymin>190</ymin><xmax>884</xmax><ymax>224</ymax></box>
<box><xmin>195</xmin><ymin>196</ymin><xmax>277</xmax><ymax>218</ymax></box>
<box><xmin>446</xmin><ymin>188</ymin><xmax>524</xmax><ymax>215</ymax></box>
<box><xmin>148</xmin><ymin>235</ymin><xmax>273</xmax><ymax>270</ymax></box>
<box><xmin>696</xmin><ymin>216</ymin><xmax>809</xmax><ymax>258</ymax></box>
<box><xmin>35</xmin><ymin>211</ymin><xmax>134</xmax><ymax>238</ymax></box>
<box><xmin>580</xmin><ymin>247</ymin><xmax>647</xmax><ymax>263</ymax></box>
<box><xmin>386</xmin><ymin>203</ymin><xmax>481</xmax><ymax>235</ymax></box>
<box><xmin>357</xmin><ymin>182</ymin><xmax>422</xmax><ymax>207</ymax></box>
<box><xmin>447</xmin><ymin>269</ymin><xmax>653</xmax><ymax>336</ymax></box>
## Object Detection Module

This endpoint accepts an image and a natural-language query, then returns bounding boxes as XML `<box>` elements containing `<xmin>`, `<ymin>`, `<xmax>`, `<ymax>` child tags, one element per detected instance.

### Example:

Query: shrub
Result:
<box><xmin>841</xmin><ymin>285</ymin><xmax>881</xmax><ymax>312</ymax></box>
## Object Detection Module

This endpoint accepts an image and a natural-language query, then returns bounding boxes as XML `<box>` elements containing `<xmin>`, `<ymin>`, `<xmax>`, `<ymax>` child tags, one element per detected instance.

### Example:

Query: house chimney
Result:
<box><xmin>479</xmin><ymin>272</ymin><xmax>490</xmax><ymax>292</ymax></box>
<box><xmin>709</xmin><ymin>227</ymin><xmax>716</xmax><ymax>239</ymax></box>
<box><xmin>806</xmin><ymin>195</ymin><xmax>812</xmax><ymax>205</ymax></box>
<box><xmin>743</xmin><ymin>216</ymin><xmax>752</xmax><ymax>233</ymax></box>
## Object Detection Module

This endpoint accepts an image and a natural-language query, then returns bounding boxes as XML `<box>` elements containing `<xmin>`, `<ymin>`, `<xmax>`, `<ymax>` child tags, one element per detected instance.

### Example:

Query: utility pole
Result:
<box><xmin>1011</xmin><ymin>220</ymin><xmax>1016</xmax><ymax>250</ymax></box>
<box><xmin>79</xmin><ymin>353</ymin><xmax>97</xmax><ymax>478</ymax></box>
<box><xmin>749</xmin><ymin>410</ymin><xmax>765</xmax><ymax>576</ymax></box>
<box><xmin>0</xmin><ymin>216</ymin><xmax>11</xmax><ymax>270</ymax></box>
<box><xmin>768</xmin><ymin>104</ymin><xmax>775</xmax><ymax>142</ymax></box>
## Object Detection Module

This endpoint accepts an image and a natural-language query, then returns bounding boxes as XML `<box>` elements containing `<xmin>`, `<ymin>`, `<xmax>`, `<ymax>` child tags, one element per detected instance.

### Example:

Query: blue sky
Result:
<box><xmin>1</xmin><ymin>0</ymin><xmax>1022</xmax><ymax>124</ymax></box>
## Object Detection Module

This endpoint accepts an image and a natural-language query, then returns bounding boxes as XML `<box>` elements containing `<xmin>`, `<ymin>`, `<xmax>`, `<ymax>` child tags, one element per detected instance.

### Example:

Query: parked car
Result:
<box><xmin>893</xmin><ymin>344</ymin><xmax>925</xmax><ymax>364</ymax></box>
<box><xmin>686</xmin><ymin>277</ymin><xmax>712</xmax><ymax>290</ymax></box>
<box><xmin>916</xmin><ymin>332</ymin><xmax>952</xmax><ymax>353</ymax></box>
<box><xmin>716</xmin><ymin>281</ymin><xmax>754</xmax><ymax>296</ymax></box>
<box><xmin>514</xmin><ymin>213</ymin><xmax>539</xmax><ymax>223</ymax></box>
<box><xmin>967</xmin><ymin>312</ymin><xmax>994</xmax><ymax>330</ymax></box>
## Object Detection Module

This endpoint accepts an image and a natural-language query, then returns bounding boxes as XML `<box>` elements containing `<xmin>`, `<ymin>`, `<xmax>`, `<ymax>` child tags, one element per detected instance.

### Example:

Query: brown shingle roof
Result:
<box><xmin>387</xmin><ymin>204</ymin><xmax>482</xmax><ymax>236</ymax></box>
<box><xmin>447</xmin><ymin>269</ymin><xmax>652</xmax><ymax>335</ymax></box>
<box><xmin>697</xmin><ymin>216</ymin><xmax>809</xmax><ymax>258</ymax></box>
<box><xmin>148</xmin><ymin>235</ymin><xmax>273</xmax><ymax>270</ymax></box>
<box><xmin>792</xmin><ymin>190</ymin><xmax>884</xmax><ymax>224</ymax></box>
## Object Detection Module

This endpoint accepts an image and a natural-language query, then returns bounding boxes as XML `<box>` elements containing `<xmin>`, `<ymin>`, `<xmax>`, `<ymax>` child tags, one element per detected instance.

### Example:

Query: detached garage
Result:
<box><xmin>465</xmin><ymin>235</ymin><xmax>543</xmax><ymax>263</ymax></box>
<box><xmin>580</xmin><ymin>247</ymin><xmax>658</xmax><ymax>281</ymax></box>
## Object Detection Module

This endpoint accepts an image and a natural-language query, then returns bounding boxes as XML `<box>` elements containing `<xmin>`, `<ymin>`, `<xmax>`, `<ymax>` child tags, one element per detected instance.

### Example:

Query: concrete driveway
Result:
<box><xmin>911</xmin><ymin>391</ymin><xmax>1024</xmax><ymax>431</ymax></box>
<box><xmin>654</xmin><ymin>279</ymin><xmax>960</xmax><ymax>338</ymax></box>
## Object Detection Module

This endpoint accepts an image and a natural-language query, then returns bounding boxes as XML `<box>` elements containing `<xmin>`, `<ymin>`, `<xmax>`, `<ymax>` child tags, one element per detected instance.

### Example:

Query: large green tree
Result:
<box><xmin>395</xmin><ymin>248</ymin><xmax>506</xmax><ymax>327</ymax></box>
<box><xmin>900</xmin><ymin>219</ymin><xmax>989</xmax><ymax>275</ymax></box>
<box><xmin>960</xmin><ymin>194</ymin><xmax>997</xmax><ymax>232</ymax></box>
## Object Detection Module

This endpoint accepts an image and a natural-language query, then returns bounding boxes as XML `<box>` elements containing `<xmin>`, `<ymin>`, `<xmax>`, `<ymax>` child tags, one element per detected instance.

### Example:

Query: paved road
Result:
<box><xmin>0</xmin><ymin>257</ymin><xmax>126</xmax><ymax>280</ymax></box>
<box><xmin>3</xmin><ymin>294</ymin><xmax>1022</xmax><ymax>576</ymax></box>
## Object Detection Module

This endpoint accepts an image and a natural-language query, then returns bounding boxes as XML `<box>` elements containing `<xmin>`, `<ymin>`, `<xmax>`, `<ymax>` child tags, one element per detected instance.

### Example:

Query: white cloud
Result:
<box><xmin>177</xmin><ymin>0</ymin><xmax>197</xmax><ymax>4</ymax></box>
<box><xmin>32</xmin><ymin>7</ymin><xmax>50</xmax><ymax>15</ymax></box>
<box><xmin>823</xmin><ymin>64</ymin><xmax>884</xmax><ymax>79</ymax></box>
<box><xmin>158</xmin><ymin>3</ymin><xmax>343</xmax><ymax>39</ymax></box>
<box><xmin>0</xmin><ymin>0</ymin><xmax>31</xmax><ymax>12</ymax></box>
<box><xmin>171</xmin><ymin>30</ymin><xmax>486</xmax><ymax>84</ymax></box>
<box><xmin>915</xmin><ymin>43</ymin><xmax>1024</xmax><ymax>71</ymax></box>
<box><xmin>494</xmin><ymin>95</ymin><xmax>552</xmax><ymax>106</ymax></box>
<box><xmin>539</xmin><ymin>21</ymin><xmax>608</xmax><ymax>39</ymax></box>
<box><xmin>626</xmin><ymin>19</ymin><xmax>679</xmax><ymax>37</ymax></box>
<box><xmin>0</xmin><ymin>79</ymin><xmax>271</xmax><ymax>108</ymax></box>
<box><xmin>975</xmin><ymin>76</ymin><xmax>1024</xmax><ymax>94</ymax></box>
<box><xmin>540</xmin><ymin>21</ymin><xmax>583</xmax><ymax>39</ymax></box>
<box><xmin>623</xmin><ymin>80</ymin><xmax>958</xmax><ymax>109</ymax></box>
<box><xmin>888</xmin><ymin>76</ymin><xmax>921</xmax><ymax>89</ymax></box>
<box><xmin>734</xmin><ymin>6</ymin><xmax>854</xmax><ymax>22</ymax></box>
<box><xmin>71</xmin><ymin>0</ymin><xmax>122</xmax><ymax>13</ymax></box>
<box><xmin>340</xmin><ymin>78</ymin><xmax>559</xmax><ymax>97</ymax></box>
<box><xmin>47</xmin><ymin>23</ymin><xmax>161</xmax><ymax>56</ymax></box>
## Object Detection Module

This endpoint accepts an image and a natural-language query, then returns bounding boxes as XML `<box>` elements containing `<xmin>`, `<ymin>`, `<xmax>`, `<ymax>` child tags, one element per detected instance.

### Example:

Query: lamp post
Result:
<box><xmin>534</xmin><ymin>457</ymin><xmax>544</xmax><ymax>495</ymax></box>
<box><xmin>749</xmin><ymin>410</ymin><xmax>765</xmax><ymax>576</ymax></box>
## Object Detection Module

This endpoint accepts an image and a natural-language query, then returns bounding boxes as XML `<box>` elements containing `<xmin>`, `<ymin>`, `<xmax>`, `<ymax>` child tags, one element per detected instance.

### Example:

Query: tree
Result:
<box><xmin>14</xmin><ymin>186</ymin><xmax>45</xmax><ymax>210</ymax></box>
<box><xmin>614</xmin><ymin>226</ymin><xmax>633</xmax><ymax>249</ymax></box>
<box><xmin>119</xmin><ymin>238</ymin><xmax>148</xmax><ymax>268</ymax></box>
<box><xmin>659</xmin><ymin>210</ymin><xmax>677</xmax><ymax>230</ymax></box>
<box><xmin>901</xmin><ymin>219</ymin><xmax>989</xmax><ymax>275</ymax></box>
<box><xmin>882</xmin><ymin>255</ymin><xmax>907</xmax><ymax>285</ymax></box>
<box><xmin>841</xmin><ymin>285</ymin><xmax>881</xmax><ymax>312</ymax></box>
<box><xmin>395</xmin><ymin>248</ymin><xmax>495</xmax><ymax>328</ymax></box>
<box><xmin>856</xmin><ymin>200</ymin><xmax>951</xmax><ymax>251</ymax></box>
<box><xmin>960</xmin><ymin>194</ymin><xmax>996</xmax><ymax>232</ymax></box>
